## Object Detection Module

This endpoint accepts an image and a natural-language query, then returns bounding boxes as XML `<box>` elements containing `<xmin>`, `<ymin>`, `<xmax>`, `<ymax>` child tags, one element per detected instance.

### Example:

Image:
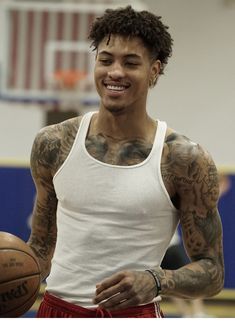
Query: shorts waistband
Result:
<box><xmin>42</xmin><ymin>292</ymin><xmax>162</xmax><ymax>318</ymax></box>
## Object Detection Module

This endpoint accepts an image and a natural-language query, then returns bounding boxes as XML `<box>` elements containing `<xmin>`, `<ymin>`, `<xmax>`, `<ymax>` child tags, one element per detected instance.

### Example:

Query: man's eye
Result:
<box><xmin>99</xmin><ymin>59</ymin><xmax>112</xmax><ymax>65</ymax></box>
<box><xmin>126</xmin><ymin>62</ymin><xmax>139</xmax><ymax>66</ymax></box>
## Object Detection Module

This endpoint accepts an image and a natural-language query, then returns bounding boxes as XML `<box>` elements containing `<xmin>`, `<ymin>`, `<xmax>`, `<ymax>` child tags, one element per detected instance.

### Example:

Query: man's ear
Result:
<box><xmin>152</xmin><ymin>59</ymin><xmax>161</xmax><ymax>76</ymax></box>
<box><xmin>149</xmin><ymin>60</ymin><xmax>161</xmax><ymax>88</ymax></box>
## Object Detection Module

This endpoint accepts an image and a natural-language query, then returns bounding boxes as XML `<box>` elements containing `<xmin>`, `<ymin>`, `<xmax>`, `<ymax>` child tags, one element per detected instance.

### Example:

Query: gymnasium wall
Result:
<box><xmin>0</xmin><ymin>102</ymin><xmax>44</xmax><ymax>161</ymax></box>
<box><xmin>146</xmin><ymin>0</ymin><xmax>235</xmax><ymax>166</ymax></box>
<box><xmin>218</xmin><ymin>174</ymin><xmax>235</xmax><ymax>289</ymax></box>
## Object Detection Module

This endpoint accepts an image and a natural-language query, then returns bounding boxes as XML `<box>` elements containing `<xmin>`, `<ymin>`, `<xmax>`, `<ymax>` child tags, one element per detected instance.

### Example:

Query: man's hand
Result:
<box><xmin>92</xmin><ymin>270</ymin><xmax>157</xmax><ymax>311</ymax></box>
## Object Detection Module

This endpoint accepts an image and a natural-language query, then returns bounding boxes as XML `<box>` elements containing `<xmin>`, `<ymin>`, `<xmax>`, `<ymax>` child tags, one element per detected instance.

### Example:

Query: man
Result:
<box><xmin>28</xmin><ymin>5</ymin><xmax>224</xmax><ymax>318</ymax></box>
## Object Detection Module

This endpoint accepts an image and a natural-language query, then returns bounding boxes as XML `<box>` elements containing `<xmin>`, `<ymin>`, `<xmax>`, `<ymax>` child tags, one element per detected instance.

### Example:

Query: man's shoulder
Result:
<box><xmin>164</xmin><ymin>128</ymin><xmax>200</xmax><ymax>158</ymax></box>
<box><xmin>163</xmin><ymin>128</ymin><xmax>217</xmax><ymax>181</ymax></box>
<box><xmin>163</xmin><ymin>128</ymin><xmax>216</xmax><ymax>172</ymax></box>
<box><xmin>31</xmin><ymin>116</ymin><xmax>83</xmax><ymax>175</ymax></box>
<box><xmin>39</xmin><ymin>116</ymin><xmax>82</xmax><ymax>139</ymax></box>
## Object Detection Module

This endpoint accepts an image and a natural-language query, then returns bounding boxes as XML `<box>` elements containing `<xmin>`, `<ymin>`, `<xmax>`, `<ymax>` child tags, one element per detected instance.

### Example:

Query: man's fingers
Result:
<box><xmin>97</xmin><ymin>290</ymin><xmax>134</xmax><ymax>310</ymax></box>
<box><xmin>94</xmin><ymin>272</ymin><xmax>133</xmax><ymax>304</ymax></box>
<box><xmin>100</xmin><ymin>293</ymin><xmax>139</xmax><ymax>311</ymax></box>
<box><xmin>93</xmin><ymin>283</ymin><xmax>122</xmax><ymax>304</ymax></box>
<box><xmin>93</xmin><ymin>270</ymin><xmax>155</xmax><ymax>309</ymax></box>
<box><xmin>95</xmin><ymin>272</ymin><xmax>126</xmax><ymax>295</ymax></box>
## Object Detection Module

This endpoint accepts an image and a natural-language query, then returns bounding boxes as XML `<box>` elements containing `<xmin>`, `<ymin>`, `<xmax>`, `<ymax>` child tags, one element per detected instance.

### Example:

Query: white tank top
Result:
<box><xmin>46</xmin><ymin>111</ymin><xmax>179</xmax><ymax>307</ymax></box>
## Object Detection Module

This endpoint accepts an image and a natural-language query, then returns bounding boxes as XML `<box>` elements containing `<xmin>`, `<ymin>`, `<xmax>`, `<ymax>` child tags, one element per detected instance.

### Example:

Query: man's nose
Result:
<box><xmin>107</xmin><ymin>62</ymin><xmax>125</xmax><ymax>79</ymax></box>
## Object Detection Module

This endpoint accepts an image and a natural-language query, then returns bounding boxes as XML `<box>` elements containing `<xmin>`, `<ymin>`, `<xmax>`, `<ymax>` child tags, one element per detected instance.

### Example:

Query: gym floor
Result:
<box><xmin>23</xmin><ymin>284</ymin><xmax>235</xmax><ymax>318</ymax></box>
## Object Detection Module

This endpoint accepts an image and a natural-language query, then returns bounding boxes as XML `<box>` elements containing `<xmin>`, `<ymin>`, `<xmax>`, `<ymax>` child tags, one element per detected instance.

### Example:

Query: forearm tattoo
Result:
<box><xmin>159</xmin><ymin>133</ymin><xmax>224</xmax><ymax>298</ymax></box>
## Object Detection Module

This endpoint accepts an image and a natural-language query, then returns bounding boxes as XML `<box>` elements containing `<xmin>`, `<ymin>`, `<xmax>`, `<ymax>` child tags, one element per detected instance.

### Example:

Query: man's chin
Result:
<box><xmin>104</xmin><ymin>105</ymin><xmax>126</xmax><ymax>116</ymax></box>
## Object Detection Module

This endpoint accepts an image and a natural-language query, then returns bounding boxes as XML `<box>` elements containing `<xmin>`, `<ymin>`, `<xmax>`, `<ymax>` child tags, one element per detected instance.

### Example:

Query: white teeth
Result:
<box><xmin>106</xmin><ymin>85</ymin><xmax>126</xmax><ymax>91</ymax></box>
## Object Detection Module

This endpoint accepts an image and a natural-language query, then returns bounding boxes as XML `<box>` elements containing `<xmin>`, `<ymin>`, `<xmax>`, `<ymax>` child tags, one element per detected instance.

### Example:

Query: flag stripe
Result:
<box><xmin>25</xmin><ymin>11</ymin><xmax>34</xmax><ymax>89</ymax></box>
<box><xmin>39</xmin><ymin>11</ymin><xmax>49</xmax><ymax>90</ymax></box>
<box><xmin>71</xmin><ymin>13</ymin><xmax>80</xmax><ymax>71</ymax></box>
<box><xmin>55</xmin><ymin>12</ymin><xmax>64</xmax><ymax>72</ymax></box>
<box><xmin>8</xmin><ymin>10</ymin><xmax>19</xmax><ymax>88</ymax></box>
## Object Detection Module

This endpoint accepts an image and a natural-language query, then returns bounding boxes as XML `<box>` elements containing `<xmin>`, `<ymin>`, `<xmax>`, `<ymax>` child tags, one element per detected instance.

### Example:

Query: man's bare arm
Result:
<box><xmin>159</xmin><ymin>134</ymin><xmax>224</xmax><ymax>298</ymax></box>
<box><xmin>28</xmin><ymin>118</ymin><xmax>80</xmax><ymax>280</ymax></box>
<box><xmin>27</xmin><ymin>126</ymin><xmax>60</xmax><ymax>281</ymax></box>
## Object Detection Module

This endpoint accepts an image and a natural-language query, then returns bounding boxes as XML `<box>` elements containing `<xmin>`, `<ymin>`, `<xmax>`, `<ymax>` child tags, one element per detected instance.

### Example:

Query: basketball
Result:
<box><xmin>0</xmin><ymin>231</ymin><xmax>41</xmax><ymax>317</ymax></box>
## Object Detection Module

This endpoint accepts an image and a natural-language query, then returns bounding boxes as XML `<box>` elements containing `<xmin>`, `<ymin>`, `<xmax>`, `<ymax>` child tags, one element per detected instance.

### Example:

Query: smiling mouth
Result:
<box><xmin>103</xmin><ymin>82</ymin><xmax>130</xmax><ymax>92</ymax></box>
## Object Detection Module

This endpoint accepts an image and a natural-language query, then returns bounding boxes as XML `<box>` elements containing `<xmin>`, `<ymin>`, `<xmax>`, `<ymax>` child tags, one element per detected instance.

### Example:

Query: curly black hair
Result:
<box><xmin>88</xmin><ymin>5</ymin><xmax>173</xmax><ymax>75</ymax></box>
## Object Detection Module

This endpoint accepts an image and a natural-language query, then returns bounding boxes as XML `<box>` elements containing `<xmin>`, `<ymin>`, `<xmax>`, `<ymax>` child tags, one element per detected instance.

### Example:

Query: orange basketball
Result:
<box><xmin>0</xmin><ymin>231</ymin><xmax>41</xmax><ymax>317</ymax></box>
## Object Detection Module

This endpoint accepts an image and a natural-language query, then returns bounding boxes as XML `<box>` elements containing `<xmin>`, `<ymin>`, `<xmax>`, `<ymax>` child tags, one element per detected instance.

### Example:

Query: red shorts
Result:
<box><xmin>37</xmin><ymin>292</ymin><xmax>163</xmax><ymax>318</ymax></box>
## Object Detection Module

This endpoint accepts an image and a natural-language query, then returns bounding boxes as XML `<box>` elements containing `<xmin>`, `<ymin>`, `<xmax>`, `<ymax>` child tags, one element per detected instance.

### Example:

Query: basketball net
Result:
<box><xmin>51</xmin><ymin>69</ymin><xmax>94</xmax><ymax>112</ymax></box>
<box><xmin>53</xmin><ymin>70</ymin><xmax>87</xmax><ymax>90</ymax></box>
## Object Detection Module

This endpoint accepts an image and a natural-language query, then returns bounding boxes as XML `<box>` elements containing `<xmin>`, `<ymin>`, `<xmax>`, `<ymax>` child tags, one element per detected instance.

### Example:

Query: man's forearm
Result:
<box><xmin>155</xmin><ymin>258</ymin><xmax>224</xmax><ymax>298</ymax></box>
<box><xmin>27</xmin><ymin>238</ymin><xmax>53</xmax><ymax>282</ymax></box>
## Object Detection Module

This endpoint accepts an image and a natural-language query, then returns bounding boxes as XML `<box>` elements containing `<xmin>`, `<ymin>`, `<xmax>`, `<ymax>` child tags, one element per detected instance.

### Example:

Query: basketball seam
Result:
<box><xmin>0</xmin><ymin>273</ymin><xmax>40</xmax><ymax>285</ymax></box>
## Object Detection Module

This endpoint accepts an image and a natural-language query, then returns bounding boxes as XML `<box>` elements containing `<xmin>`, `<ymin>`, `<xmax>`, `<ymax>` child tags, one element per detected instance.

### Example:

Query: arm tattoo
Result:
<box><xmin>159</xmin><ymin>132</ymin><xmax>224</xmax><ymax>298</ymax></box>
<box><xmin>30</xmin><ymin>119</ymin><xmax>78</xmax><ymax>177</ymax></box>
<box><xmin>28</xmin><ymin>118</ymin><xmax>79</xmax><ymax>280</ymax></box>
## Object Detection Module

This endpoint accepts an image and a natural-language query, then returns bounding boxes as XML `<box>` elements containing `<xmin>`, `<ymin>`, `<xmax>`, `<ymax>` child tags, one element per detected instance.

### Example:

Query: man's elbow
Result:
<box><xmin>207</xmin><ymin>267</ymin><xmax>225</xmax><ymax>298</ymax></box>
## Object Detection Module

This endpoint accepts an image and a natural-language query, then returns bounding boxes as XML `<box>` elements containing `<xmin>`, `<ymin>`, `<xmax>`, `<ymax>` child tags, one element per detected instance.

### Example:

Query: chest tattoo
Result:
<box><xmin>85</xmin><ymin>134</ymin><xmax>153</xmax><ymax>166</ymax></box>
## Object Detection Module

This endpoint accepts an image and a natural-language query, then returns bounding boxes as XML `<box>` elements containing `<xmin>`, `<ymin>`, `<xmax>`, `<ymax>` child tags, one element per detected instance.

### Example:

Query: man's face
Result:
<box><xmin>94</xmin><ymin>35</ymin><xmax>160</xmax><ymax>115</ymax></box>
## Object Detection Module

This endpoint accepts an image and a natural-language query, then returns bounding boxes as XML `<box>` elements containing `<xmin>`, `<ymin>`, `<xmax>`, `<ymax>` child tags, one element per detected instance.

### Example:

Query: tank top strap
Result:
<box><xmin>78</xmin><ymin>113</ymin><xmax>167</xmax><ymax>148</ymax></box>
<box><xmin>53</xmin><ymin>111</ymin><xmax>96</xmax><ymax>181</ymax></box>
<box><xmin>155</xmin><ymin>120</ymin><xmax>167</xmax><ymax>150</ymax></box>
<box><xmin>76</xmin><ymin>113</ymin><xmax>167</xmax><ymax>168</ymax></box>
<box><xmin>77</xmin><ymin>111</ymin><xmax>97</xmax><ymax>143</ymax></box>
<box><xmin>150</xmin><ymin>120</ymin><xmax>167</xmax><ymax>168</ymax></box>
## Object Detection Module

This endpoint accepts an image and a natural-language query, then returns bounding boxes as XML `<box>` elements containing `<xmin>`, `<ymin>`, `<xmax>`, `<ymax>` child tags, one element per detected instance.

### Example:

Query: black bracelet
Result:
<box><xmin>145</xmin><ymin>269</ymin><xmax>162</xmax><ymax>297</ymax></box>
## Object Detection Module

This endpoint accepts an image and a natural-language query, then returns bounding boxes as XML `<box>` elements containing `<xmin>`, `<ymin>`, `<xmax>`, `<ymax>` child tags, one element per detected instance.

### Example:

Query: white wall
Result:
<box><xmin>0</xmin><ymin>102</ymin><xmax>44</xmax><ymax>163</ymax></box>
<box><xmin>0</xmin><ymin>0</ymin><xmax>234</xmax><ymax>167</ymax></box>
<box><xmin>146</xmin><ymin>0</ymin><xmax>235</xmax><ymax>166</ymax></box>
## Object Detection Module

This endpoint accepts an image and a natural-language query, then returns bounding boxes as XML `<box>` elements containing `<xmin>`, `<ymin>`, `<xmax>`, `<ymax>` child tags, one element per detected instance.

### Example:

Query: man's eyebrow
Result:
<box><xmin>98</xmin><ymin>51</ymin><xmax>141</xmax><ymax>59</ymax></box>
<box><xmin>124</xmin><ymin>54</ymin><xmax>142</xmax><ymax>60</ymax></box>
<box><xmin>98</xmin><ymin>51</ymin><xmax>112</xmax><ymax>56</ymax></box>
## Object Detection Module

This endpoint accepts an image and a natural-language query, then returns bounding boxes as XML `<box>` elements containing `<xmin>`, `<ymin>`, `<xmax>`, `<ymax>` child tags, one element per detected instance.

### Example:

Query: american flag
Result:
<box><xmin>1</xmin><ymin>1</ymin><xmax>147</xmax><ymax>103</ymax></box>
<box><xmin>6</xmin><ymin>6</ymin><xmax>96</xmax><ymax>99</ymax></box>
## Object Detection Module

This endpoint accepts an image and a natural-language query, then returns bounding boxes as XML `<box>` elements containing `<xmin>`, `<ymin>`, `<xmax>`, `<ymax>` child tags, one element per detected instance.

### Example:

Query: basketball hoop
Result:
<box><xmin>44</xmin><ymin>71</ymin><xmax>85</xmax><ymax>123</ymax></box>
<box><xmin>49</xmin><ymin>69</ymin><xmax>96</xmax><ymax>112</ymax></box>
<box><xmin>53</xmin><ymin>70</ymin><xmax>88</xmax><ymax>90</ymax></box>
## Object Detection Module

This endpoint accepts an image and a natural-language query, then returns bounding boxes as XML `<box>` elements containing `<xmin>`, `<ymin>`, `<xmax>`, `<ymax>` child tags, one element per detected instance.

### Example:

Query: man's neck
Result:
<box><xmin>90</xmin><ymin>108</ymin><xmax>156</xmax><ymax>142</ymax></box>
